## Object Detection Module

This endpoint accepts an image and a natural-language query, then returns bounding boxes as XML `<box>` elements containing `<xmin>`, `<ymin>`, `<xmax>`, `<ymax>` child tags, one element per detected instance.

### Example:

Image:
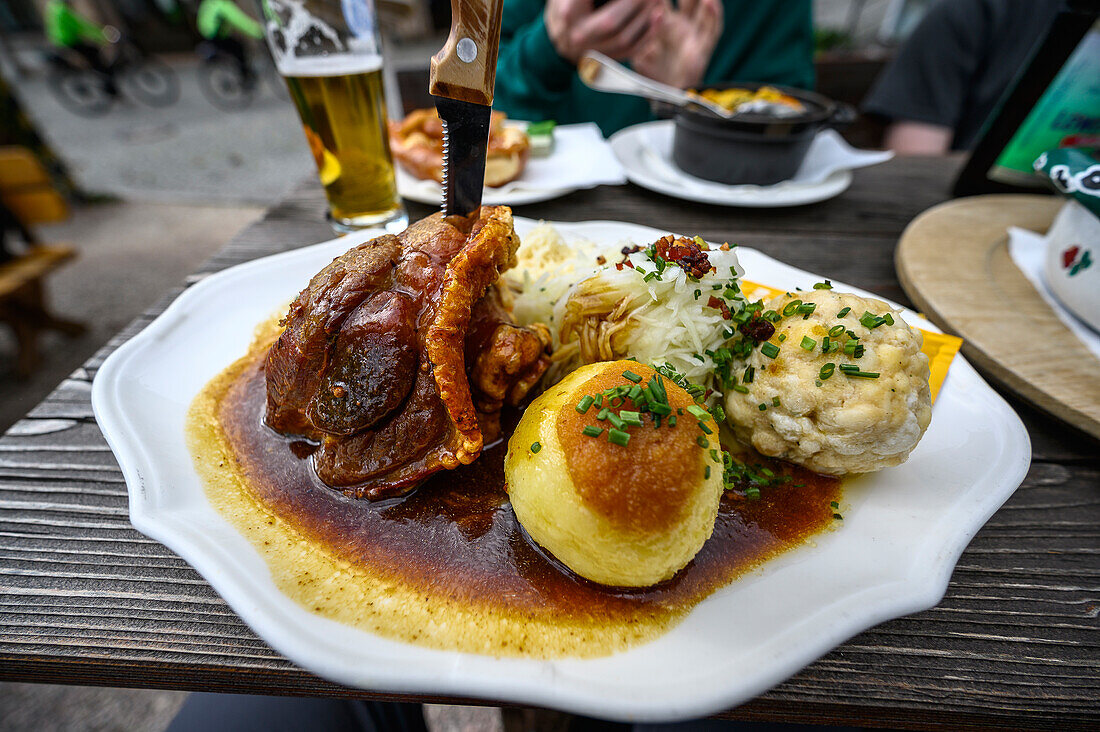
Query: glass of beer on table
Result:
<box><xmin>258</xmin><ymin>0</ymin><xmax>406</xmax><ymax>232</ymax></box>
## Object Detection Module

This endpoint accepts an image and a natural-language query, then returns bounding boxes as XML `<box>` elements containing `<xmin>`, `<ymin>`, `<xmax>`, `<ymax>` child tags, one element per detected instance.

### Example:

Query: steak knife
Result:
<box><xmin>429</xmin><ymin>0</ymin><xmax>505</xmax><ymax>216</ymax></box>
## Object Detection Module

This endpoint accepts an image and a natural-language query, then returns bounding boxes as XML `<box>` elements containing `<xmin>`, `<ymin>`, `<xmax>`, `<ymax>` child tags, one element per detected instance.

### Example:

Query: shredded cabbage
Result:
<box><xmin>506</xmin><ymin>224</ymin><xmax>746</xmax><ymax>400</ymax></box>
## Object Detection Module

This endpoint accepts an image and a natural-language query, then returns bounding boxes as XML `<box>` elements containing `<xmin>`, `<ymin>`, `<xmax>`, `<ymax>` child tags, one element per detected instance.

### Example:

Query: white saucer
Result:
<box><xmin>397</xmin><ymin>167</ymin><xmax>575</xmax><ymax>207</ymax></box>
<box><xmin>610</xmin><ymin>121</ymin><xmax>893</xmax><ymax>208</ymax></box>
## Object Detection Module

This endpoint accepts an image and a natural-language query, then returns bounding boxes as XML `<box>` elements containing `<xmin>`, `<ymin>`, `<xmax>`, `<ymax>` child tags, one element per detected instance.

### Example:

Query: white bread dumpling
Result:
<box><xmin>724</xmin><ymin>290</ymin><xmax>931</xmax><ymax>475</ymax></box>
<box><xmin>505</xmin><ymin>361</ymin><xmax>723</xmax><ymax>587</ymax></box>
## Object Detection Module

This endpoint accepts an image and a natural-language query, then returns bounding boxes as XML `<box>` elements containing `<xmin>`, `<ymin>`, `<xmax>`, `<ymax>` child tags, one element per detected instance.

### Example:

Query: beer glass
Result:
<box><xmin>258</xmin><ymin>0</ymin><xmax>406</xmax><ymax>232</ymax></box>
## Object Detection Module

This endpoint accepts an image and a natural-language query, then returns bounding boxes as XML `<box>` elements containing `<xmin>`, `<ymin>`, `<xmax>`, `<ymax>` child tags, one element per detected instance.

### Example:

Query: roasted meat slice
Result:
<box><xmin>264</xmin><ymin>206</ymin><xmax>551</xmax><ymax>499</ymax></box>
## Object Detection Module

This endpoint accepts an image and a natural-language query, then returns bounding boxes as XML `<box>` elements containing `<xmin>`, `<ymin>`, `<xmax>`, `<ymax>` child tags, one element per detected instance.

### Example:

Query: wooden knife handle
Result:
<box><xmin>429</xmin><ymin>0</ymin><xmax>504</xmax><ymax>106</ymax></box>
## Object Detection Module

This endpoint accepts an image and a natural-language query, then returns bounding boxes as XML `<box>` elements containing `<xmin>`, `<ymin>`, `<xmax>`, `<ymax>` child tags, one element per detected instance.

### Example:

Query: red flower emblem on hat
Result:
<box><xmin>1062</xmin><ymin>246</ymin><xmax>1080</xmax><ymax>270</ymax></box>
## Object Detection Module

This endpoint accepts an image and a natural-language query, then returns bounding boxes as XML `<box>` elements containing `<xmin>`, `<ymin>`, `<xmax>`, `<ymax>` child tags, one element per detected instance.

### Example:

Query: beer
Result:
<box><xmin>281</xmin><ymin>56</ymin><xmax>404</xmax><ymax>230</ymax></box>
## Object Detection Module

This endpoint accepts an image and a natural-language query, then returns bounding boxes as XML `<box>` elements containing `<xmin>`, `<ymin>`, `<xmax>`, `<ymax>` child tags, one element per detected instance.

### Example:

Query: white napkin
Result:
<box><xmin>638</xmin><ymin>126</ymin><xmax>893</xmax><ymax>194</ymax></box>
<box><xmin>396</xmin><ymin>122</ymin><xmax>626</xmax><ymax>199</ymax></box>
<box><xmin>1007</xmin><ymin>226</ymin><xmax>1100</xmax><ymax>359</ymax></box>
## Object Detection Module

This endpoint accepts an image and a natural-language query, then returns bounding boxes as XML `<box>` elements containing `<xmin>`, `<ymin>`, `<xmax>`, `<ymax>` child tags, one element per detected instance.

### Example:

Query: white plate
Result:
<box><xmin>396</xmin><ymin>121</ymin><xmax>628</xmax><ymax>207</ymax></box>
<box><xmin>397</xmin><ymin>166</ymin><xmax>575</xmax><ymax>207</ymax></box>
<box><xmin>610</xmin><ymin>121</ymin><xmax>891</xmax><ymax>207</ymax></box>
<box><xmin>93</xmin><ymin>218</ymin><xmax>1030</xmax><ymax>723</ymax></box>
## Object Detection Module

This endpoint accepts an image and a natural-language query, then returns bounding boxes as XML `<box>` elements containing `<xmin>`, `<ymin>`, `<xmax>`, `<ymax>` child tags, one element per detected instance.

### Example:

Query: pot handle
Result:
<box><xmin>829</xmin><ymin>102</ymin><xmax>858</xmax><ymax>129</ymax></box>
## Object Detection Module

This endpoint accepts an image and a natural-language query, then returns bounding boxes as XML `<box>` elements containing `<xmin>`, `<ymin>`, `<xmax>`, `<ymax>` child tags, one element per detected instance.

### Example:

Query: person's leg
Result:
<box><xmin>221</xmin><ymin>36</ymin><xmax>254</xmax><ymax>87</ymax></box>
<box><xmin>70</xmin><ymin>42</ymin><xmax>117</xmax><ymax>96</ymax></box>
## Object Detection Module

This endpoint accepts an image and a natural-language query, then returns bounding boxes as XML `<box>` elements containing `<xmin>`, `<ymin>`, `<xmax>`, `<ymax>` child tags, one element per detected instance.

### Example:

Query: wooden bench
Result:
<box><xmin>0</xmin><ymin>147</ymin><xmax>85</xmax><ymax>377</ymax></box>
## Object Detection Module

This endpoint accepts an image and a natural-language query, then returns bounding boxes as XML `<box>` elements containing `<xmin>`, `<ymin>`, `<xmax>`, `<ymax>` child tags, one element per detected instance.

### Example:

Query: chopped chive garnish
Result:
<box><xmin>800</xmin><ymin>336</ymin><xmax>816</xmax><ymax>351</ymax></box>
<box><xmin>830</xmin><ymin>501</ymin><xmax>839</xmax><ymax>509</ymax></box>
<box><xmin>582</xmin><ymin>425</ymin><xmax>603</xmax><ymax>437</ymax></box>
<box><xmin>845</xmin><ymin>370</ymin><xmax>880</xmax><ymax>378</ymax></box>
<box><xmin>821</xmin><ymin>336</ymin><xmax>832</xmax><ymax>353</ymax></box>
<box><xmin>620</xmin><ymin>410</ymin><xmax>643</xmax><ymax>426</ymax></box>
<box><xmin>758</xmin><ymin>403</ymin><xmax>767</xmax><ymax>411</ymax></box>
<box><xmin>608</xmin><ymin>429</ymin><xmax>630</xmax><ymax>446</ymax></box>
<box><xmin>530</xmin><ymin>442</ymin><xmax>542</xmax><ymax>453</ymax></box>
<box><xmin>814</xmin><ymin>280</ymin><xmax>833</xmax><ymax>290</ymax></box>
<box><xmin>687</xmin><ymin>405</ymin><xmax>709</xmax><ymax>420</ymax></box>
<box><xmin>837</xmin><ymin>307</ymin><xmax>851</xmax><ymax>318</ymax></box>
<box><xmin>705</xmin><ymin>465</ymin><xmax>711</xmax><ymax>479</ymax></box>
<box><xmin>622</xmin><ymin>370</ymin><xmax>643</xmax><ymax>383</ymax></box>
<box><xmin>697</xmin><ymin>436</ymin><xmax>709</xmax><ymax>448</ymax></box>
<box><xmin>828</xmin><ymin>324</ymin><xmax>846</xmax><ymax>338</ymax></box>
<box><xmin>668</xmin><ymin>415</ymin><xmax>677</xmax><ymax>426</ymax></box>
<box><xmin>772</xmin><ymin>396</ymin><xmax>781</xmax><ymax>407</ymax></box>
<box><xmin>732</xmin><ymin>384</ymin><xmax>749</xmax><ymax>393</ymax></box>
<box><xmin>745</xmin><ymin>487</ymin><xmax>761</xmax><ymax>500</ymax></box>
<box><xmin>760</xmin><ymin>342</ymin><xmax>780</xmax><ymax>359</ymax></box>
<box><xmin>777</xmin><ymin>333</ymin><xmax>787</xmax><ymax>342</ymax></box>
<box><xmin>597</xmin><ymin>407</ymin><xmax>610</xmax><ymax>421</ymax></box>
<box><xmin>594</xmin><ymin>394</ymin><xmax>603</xmax><ymax>407</ymax></box>
<box><xmin>819</xmin><ymin>362</ymin><xmax>835</xmax><ymax>380</ymax></box>
<box><xmin>883</xmin><ymin>313</ymin><xmax>894</xmax><ymax>325</ymax></box>
<box><xmin>575</xmin><ymin>395</ymin><xmax>594</xmax><ymax>414</ymax></box>
<box><xmin>694</xmin><ymin>289</ymin><xmax>701</xmax><ymax>300</ymax></box>
<box><xmin>833</xmin><ymin>513</ymin><xmax>844</xmax><ymax>520</ymax></box>
<box><xmin>743</xmin><ymin>366</ymin><xmax>755</xmax><ymax>383</ymax></box>
<box><xmin>781</xmin><ymin>300</ymin><xmax>802</xmax><ymax>317</ymax></box>
<box><xmin>608</xmin><ymin>413</ymin><xmax>625</xmax><ymax>430</ymax></box>
<box><xmin>699</xmin><ymin>421</ymin><xmax>713</xmax><ymax>435</ymax></box>
<box><xmin>627</xmin><ymin>385</ymin><xmax>642</xmax><ymax>401</ymax></box>
<box><xmin>797</xmin><ymin>303</ymin><xmax>816</xmax><ymax>317</ymax></box>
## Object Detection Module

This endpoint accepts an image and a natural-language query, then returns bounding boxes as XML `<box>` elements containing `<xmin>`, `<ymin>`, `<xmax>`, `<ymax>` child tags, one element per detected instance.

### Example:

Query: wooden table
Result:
<box><xmin>1</xmin><ymin>158</ymin><xmax>1096</xmax><ymax>731</ymax></box>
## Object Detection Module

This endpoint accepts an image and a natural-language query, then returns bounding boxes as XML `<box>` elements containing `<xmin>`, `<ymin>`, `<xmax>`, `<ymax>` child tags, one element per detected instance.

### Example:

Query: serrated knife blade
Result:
<box><xmin>428</xmin><ymin>0</ymin><xmax>505</xmax><ymax>216</ymax></box>
<box><xmin>434</xmin><ymin>96</ymin><xmax>491</xmax><ymax>216</ymax></box>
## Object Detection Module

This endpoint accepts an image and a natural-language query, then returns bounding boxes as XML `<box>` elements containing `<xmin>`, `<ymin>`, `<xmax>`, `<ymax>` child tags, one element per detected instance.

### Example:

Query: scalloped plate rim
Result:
<box><xmin>91</xmin><ymin>218</ymin><xmax>1030</xmax><ymax>722</ymax></box>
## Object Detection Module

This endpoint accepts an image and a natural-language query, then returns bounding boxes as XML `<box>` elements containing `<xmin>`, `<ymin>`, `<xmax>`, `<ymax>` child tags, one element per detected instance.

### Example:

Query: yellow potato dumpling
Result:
<box><xmin>505</xmin><ymin>361</ymin><xmax>724</xmax><ymax>588</ymax></box>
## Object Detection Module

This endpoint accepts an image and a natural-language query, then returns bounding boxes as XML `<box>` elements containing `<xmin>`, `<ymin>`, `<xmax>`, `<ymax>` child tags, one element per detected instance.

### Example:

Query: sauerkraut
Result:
<box><xmin>506</xmin><ymin>226</ymin><xmax>746</xmax><ymax>395</ymax></box>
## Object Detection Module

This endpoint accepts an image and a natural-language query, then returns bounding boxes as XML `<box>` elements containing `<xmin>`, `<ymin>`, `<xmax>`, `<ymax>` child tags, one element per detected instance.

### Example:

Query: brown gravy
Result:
<box><xmin>189</xmin><ymin>335</ymin><xmax>842</xmax><ymax>658</ymax></box>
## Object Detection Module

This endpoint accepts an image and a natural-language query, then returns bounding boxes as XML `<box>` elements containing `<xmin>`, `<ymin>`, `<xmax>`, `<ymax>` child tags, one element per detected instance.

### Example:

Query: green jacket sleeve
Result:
<box><xmin>219</xmin><ymin>1</ymin><xmax>264</xmax><ymax>39</ymax></box>
<box><xmin>493</xmin><ymin>0</ymin><xmax>576</xmax><ymax>123</ymax></box>
<box><xmin>45</xmin><ymin>2</ymin><xmax>106</xmax><ymax>47</ymax></box>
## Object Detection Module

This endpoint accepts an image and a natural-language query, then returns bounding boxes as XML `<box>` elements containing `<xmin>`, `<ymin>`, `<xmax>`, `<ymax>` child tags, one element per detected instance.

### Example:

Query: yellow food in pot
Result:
<box><xmin>505</xmin><ymin>361</ymin><xmax>723</xmax><ymax>588</ymax></box>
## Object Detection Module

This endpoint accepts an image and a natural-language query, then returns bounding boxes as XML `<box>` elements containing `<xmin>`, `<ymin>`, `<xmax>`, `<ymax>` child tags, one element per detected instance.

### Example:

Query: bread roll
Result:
<box><xmin>389</xmin><ymin>109</ymin><xmax>530</xmax><ymax>187</ymax></box>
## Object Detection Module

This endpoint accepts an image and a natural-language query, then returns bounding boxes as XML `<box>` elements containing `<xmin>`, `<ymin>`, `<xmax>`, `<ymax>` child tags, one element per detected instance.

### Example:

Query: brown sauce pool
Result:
<box><xmin>188</xmin><ymin>330</ymin><xmax>842</xmax><ymax>658</ymax></box>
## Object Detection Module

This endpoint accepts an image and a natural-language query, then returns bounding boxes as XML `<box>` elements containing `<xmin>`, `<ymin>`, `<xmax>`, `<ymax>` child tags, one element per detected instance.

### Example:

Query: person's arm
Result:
<box><xmin>494</xmin><ymin>0</ymin><xmax>659</xmax><ymax>123</ymax></box>
<box><xmin>494</xmin><ymin>0</ymin><xmax>580</xmax><ymax>123</ymax></box>
<box><xmin>883</xmin><ymin>120</ymin><xmax>952</xmax><ymax>155</ymax></box>
<box><xmin>219</xmin><ymin>1</ymin><xmax>264</xmax><ymax>39</ymax></box>
<box><xmin>862</xmin><ymin>0</ymin><xmax>984</xmax><ymax>153</ymax></box>
<box><xmin>69</xmin><ymin>7</ymin><xmax>108</xmax><ymax>45</ymax></box>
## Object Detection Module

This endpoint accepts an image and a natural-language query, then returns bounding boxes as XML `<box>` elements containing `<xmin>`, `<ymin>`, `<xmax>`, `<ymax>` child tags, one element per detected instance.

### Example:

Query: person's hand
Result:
<box><xmin>631</xmin><ymin>0</ymin><xmax>723</xmax><ymax>89</ymax></box>
<box><xmin>545</xmin><ymin>0</ymin><xmax>662</xmax><ymax>65</ymax></box>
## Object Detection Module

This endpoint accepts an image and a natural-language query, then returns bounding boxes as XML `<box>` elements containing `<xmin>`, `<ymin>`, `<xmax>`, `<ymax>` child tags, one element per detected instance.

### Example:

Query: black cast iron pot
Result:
<box><xmin>672</xmin><ymin>83</ymin><xmax>856</xmax><ymax>186</ymax></box>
